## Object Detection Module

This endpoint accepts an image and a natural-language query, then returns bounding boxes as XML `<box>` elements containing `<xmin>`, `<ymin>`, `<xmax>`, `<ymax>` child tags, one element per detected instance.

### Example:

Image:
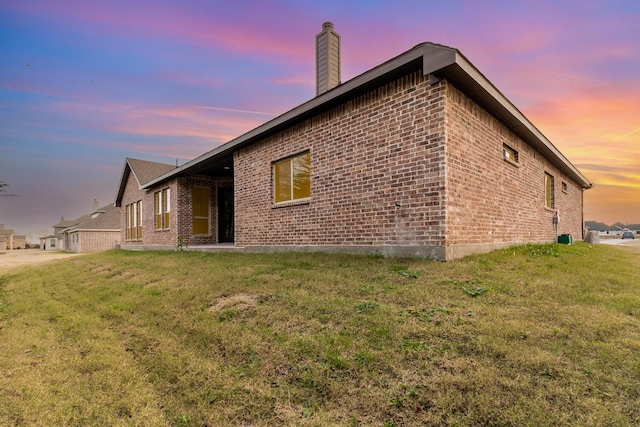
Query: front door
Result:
<box><xmin>218</xmin><ymin>188</ymin><xmax>234</xmax><ymax>243</ymax></box>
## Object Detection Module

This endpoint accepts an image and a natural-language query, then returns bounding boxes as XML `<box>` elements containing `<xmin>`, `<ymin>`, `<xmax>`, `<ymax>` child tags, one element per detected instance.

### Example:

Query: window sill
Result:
<box><xmin>503</xmin><ymin>158</ymin><xmax>521</xmax><ymax>168</ymax></box>
<box><xmin>544</xmin><ymin>207</ymin><xmax>556</xmax><ymax>212</ymax></box>
<box><xmin>273</xmin><ymin>198</ymin><xmax>311</xmax><ymax>209</ymax></box>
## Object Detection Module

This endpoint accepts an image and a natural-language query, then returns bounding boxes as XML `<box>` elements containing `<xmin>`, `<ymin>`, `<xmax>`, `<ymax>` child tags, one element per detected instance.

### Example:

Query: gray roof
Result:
<box><xmin>0</xmin><ymin>227</ymin><xmax>15</xmax><ymax>236</ymax></box>
<box><xmin>53</xmin><ymin>215</ymin><xmax>90</xmax><ymax>229</ymax></box>
<box><xmin>115</xmin><ymin>158</ymin><xmax>176</xmax><ymax>206</ymax></box>
<box><xmin>66</xmin><ymin>204</ymin><xmax>121</xmax><ymax>232</ymax></box>
<box><xmin>143</xmin><ymin>42</ymin><xmax>592</xmax><ymax>190</ymax></box>
<box><xmin>127</xmin><ymin>158</ymin><xmax>176</xmax><ymax>186</ymax></box>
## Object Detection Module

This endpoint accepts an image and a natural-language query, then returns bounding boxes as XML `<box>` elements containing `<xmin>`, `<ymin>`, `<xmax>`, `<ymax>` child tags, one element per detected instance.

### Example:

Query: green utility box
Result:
<box><xmin>557</xmin><ymin>234</ymin><xmax>573</xmax><ymax>245</ymax></box>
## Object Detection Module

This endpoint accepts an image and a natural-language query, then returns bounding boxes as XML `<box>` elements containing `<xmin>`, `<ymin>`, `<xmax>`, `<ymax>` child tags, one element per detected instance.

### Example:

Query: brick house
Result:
<box><xmin>115</xmin><ymin>157</ymin><xmax>234</xmax><ymax>248</ymax></box>
<box><xmin>116</xmin><ymin>23</ymin><xmax>591</xmax><ymax>260</ymax></box>
<box><xmin>63</xmin><ymin>203</ymin><xmax>121</xmax><ymax>252</ymax></box>
<box><xmin>0</xmin><ymin>224</ymin><xmax>26</xmax><ymax>250</ymax></box>
<box><xmin>43</xmin><ymin>215</ymin><xmax>90</xmax><ymax>251</ymax></box>
<box><xmin>40</xmin><ymin>200</ymin><xmax>121</xmax><ymax>252</ymax></box>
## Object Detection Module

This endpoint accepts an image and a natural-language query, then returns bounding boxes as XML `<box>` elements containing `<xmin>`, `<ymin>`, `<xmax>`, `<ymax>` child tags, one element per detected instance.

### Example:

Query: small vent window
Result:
<box><xmin>503</xmin><ymin>143</ymin><xmax>519</xmax><ymax>165</ymax></box>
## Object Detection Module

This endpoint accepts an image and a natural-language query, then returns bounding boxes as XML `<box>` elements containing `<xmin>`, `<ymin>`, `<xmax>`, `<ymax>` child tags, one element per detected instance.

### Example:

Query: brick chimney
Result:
<box><xmin>316</xmin><ymin>22</ymin><xmax>340</xmax><ymax>96</ymax></box>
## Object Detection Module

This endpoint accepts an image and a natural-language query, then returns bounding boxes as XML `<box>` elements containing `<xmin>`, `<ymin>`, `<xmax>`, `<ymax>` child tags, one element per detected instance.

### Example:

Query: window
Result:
<box><xmin>126</xmin><ymin>200</ymin><xmax>142</xmax><ymax>240</ymax></box>
<box><xmin>274</xmin><ymin>151</ymin><xmax>311</xmax><ymax>203</ymax></box>
<box><xmin>544</xmin><ymin>173</ymin><xmax>554</xmax><ymax>209</ymax></box>
<box><xmin>126</xmin><ymin>206</ymin><xmax>131</xmax><ymax>239</ymax></box>
<box><xmin>503</xmin><ymin>143</ymin><xmax>519</xmax><ymax>164</ymax></box>
<box><xmin>192</xmin><ymin>186</ymin><xmax>210</xmax><ymax>235</ymax></box>
<box><xmin>562</xmin><ymin>181</ymin><xmax>568</xmax><ymax>193</ymax></box>
<box><xmin>50</xmin><ymin>239</ymin><xmax>56</xmax><ymax>248</ymax></box>
<box><xmin>154</xmin><ymin>188</ymin><xmax>170</xmax><ymax>230</ymax></box>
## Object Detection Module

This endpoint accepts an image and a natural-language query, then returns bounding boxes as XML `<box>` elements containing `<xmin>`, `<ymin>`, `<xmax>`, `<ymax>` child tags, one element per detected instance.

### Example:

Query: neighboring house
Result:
<box><xmin>41</xmin><ymin>200</ymin><xmax>119</xmax><ymax>252</ymax></box>
<box><xmin>0</xmin><ymin>224</ymin><xmax>26</xmax><ymax>250</ymax></box>
<box><xmin>116</xmin><ymin>23</ymin><xmax>591</xmax><ymax>260</ymax></box>
<box><xmin>586</xmin><ymin>221</ymin><xmax>640</xmax><ymax>237</ymax></box>
<box><xmin>63</xmin><ymin>203</ymin><xmax>121</xmax><ymax>252</ymax></box>
<box><xmin>43</xmin><ymin>214</ymin><xmax>90</xmax><ymax>251</ymax></box>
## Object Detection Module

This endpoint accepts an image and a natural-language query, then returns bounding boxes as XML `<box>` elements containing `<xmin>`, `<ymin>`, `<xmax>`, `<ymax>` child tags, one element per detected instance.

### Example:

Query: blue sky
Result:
<box><xmin>1</xmin><ymin>0</ymin><xmax>639</xmax><ymax>239</ymax></box>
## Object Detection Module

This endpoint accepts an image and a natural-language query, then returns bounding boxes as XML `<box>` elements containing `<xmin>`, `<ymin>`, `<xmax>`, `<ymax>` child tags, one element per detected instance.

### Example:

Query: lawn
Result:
<box><xmin>1</xmin><ymin>243</ymin><xmax>639</xmax><ymax>426</ymax></box>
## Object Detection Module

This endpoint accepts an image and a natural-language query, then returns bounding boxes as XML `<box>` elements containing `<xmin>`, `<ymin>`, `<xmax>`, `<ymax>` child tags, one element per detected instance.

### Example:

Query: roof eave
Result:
<box><xmin>115</xmin><ymin>160</ymin><xmax>133</xmax><ymax>207</ymax></box>
<box><xmin>423</xmin><ymin>47</ymin><xmax>592</xmax><ymax>189</ymax></box>
<box><xmin>67</xmin><ymin>228</ymin><xmax>120</xmax><ymax>233</ymax></box>
<box><xmin>142</xmin><ymin>46</ymin><xmax>429</xmax><ymax>189</ymax></box>
<box><xmin>144</xmin><ymin>42</ymin><xmax>591</xmax><ymax>190</ymax></box>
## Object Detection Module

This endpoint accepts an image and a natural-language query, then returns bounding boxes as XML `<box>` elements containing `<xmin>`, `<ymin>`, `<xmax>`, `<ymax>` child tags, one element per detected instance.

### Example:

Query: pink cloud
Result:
<box><xmin>0</xmin><ymin>77</ymin><xmax>66</xmax><ymax>99</ymax></box>
<box><xmin>4</xmin><ymin>1</ymin><xmax>314</xmax><ymax>63</ymax></box>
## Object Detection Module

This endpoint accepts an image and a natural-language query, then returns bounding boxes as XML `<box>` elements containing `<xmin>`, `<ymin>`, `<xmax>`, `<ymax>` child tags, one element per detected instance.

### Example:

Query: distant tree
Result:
<box><xmin>0</xmin><ymin>181</ymin><xmax>6</xmax><ymax>192</ymax></box>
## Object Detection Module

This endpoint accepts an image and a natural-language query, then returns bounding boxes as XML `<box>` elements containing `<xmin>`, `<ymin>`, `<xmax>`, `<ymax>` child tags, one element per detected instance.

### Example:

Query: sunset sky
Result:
<box><xmin>1</xmin><ymin>0</ymin><xmax>639</xmax><ymax>239</ymax></box>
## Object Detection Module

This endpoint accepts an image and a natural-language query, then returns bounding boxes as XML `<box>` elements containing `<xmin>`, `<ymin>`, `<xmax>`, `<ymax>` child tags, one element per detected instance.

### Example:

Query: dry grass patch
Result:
<box><xmin>1</xmin><ymin>243</ymin><xmax>639</xmax><ymax>426</ymax></box>
<box><xmin>209</xmin><ymin>292</ymin><xmax>258</xmax><ymax>314</ymax></box>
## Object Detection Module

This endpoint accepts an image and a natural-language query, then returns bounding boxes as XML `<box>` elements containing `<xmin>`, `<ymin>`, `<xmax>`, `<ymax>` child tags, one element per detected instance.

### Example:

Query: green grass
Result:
<box><xmin>1</xmin><ymin>243</ymin><xmax>639</xmax><ymax>426</ymax></box>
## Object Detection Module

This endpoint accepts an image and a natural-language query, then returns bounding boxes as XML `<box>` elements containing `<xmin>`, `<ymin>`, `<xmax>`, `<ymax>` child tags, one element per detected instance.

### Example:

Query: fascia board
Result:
<box><xmin>70</xmin><ymin>228</ymin><xmax>120</xmax><ymax>233</ymax></box>
<box><xmin>114</xmin><ymin>162</ymin><xmax>131</xmax><ymax>207</ymax></box>
<box><xmin>142</xmin><ymin>47</ymin><xmax>427</xmax><ymax>190</ymax></box>
<box><xmin>426</xmin><ymin>48</ymin><xmax>592</xmax><ymax>189</ymax></box>
<box><xmin>143</xmin><ymin>42</ymin><xmax>591</xmax><ymax>190</ymax></box>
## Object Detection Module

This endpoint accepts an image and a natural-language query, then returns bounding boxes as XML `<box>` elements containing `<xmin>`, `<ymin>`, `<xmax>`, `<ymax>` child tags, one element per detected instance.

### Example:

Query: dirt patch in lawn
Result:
<box><xmin>209</xmin><ymin>292</ymin><xmax>258</xmax><ymax>313</ymax></box>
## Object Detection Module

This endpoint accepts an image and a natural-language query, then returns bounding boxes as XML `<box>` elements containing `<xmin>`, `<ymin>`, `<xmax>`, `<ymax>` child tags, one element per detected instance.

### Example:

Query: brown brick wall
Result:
<box><xmin>120</xmin><ymin>68</ymin><xmax>586</xmax><ymax>260</ymax></box>
<box><xmin>119</xmin><ymin>171</ymin><xmax>143</xmax><ymax>246</ymax></box>
<box><xmin>176</xmin><ymin>176</ymin><xmax>233</xmax><ymax>246</ymax></box>
<box><xmin>235</xmin><ymin>71</ymin><xmax>448</xmax><ymax>249</ymax></box>
<box><xmin>444</xmin><ymin>83</ymin><xmax>584</xmax><ymax>250</ymax></box>
<box><xmin>120</xmin><ymin>171</ymin><xmax>232</xmax><ymax>247</ymax></box>
<box><xmin>143</xmin><ymin>179</ymin><xmax>178</xmax><ymax>246</ymax></box>
<box><xmin>234</xmin><ymin>72</ymin><xmax>585</xmax><ymax>259</ymax></box>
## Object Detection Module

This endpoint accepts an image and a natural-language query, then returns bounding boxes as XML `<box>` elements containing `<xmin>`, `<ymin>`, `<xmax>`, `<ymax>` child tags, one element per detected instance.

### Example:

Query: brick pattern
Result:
<box><xmin>120</xmin><ymin>68</ymin><xmax>586</xmax><ymax>259</ymax></box>
<box><xmin>0</xmin><ymin>236</ymin><xmax>26</xmax><ymax>250</ymax></box>
<box><xmin>235</xmin><ymin>71</ymin><xmax>448</xmax><ymax>247</ymax></box>
<box><xmin>119</xmin><ymin>171</ymin><xmax>146</xmax><ymax>246</ymax></box>
<box><xmin>143</xmin><ymin>180</ymin><xmax>179</xmax><ymax>246</ymax></box>
<box><xmin>234</xmin><ymin>71</ymin><xmax>585</xmax><ymax>257</ymax></box>
<box><xmin>444</xmin><ymin>83</ymin><xmax>584</xmax><ymax>245</ymax></box>
<box><xmin>67</xmin><ymin>231</ymin><xmax>120</xmax><ymax>252</ymax></box>
<box><xmin>119</xmin><ymin>172</ymin><xmax>232</xmax><ymax>247</ymax></box>
<box><xmin>176</xmin><ymin>176</ymin><xmax>233</xmax><ymax>246</ymax></box>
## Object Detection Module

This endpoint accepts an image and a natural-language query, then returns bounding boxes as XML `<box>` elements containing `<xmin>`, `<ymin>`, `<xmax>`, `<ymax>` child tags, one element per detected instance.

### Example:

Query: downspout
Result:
<box><xmin>581</xmin><ymin>189</ymin><xmax>585</xmax><ymax>240</ymax></box>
